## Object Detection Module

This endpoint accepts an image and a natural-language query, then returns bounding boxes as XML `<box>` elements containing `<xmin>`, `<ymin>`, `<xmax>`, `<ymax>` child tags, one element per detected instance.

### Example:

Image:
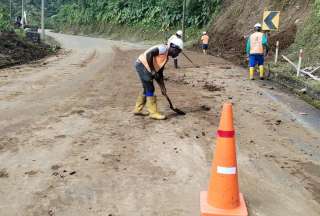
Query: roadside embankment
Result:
<box><xmin>206</xmin><ymin>0</ymin><xmax>320</xmax><ymax>109</ymax></box>
<box><xmin>0</xmin><ymin>31</ymin><xmax>57</xmax><ymax>68</ymax></box>
<box><xmin>268</xmin><ymin>64</ymin><xmax>320</xmax><ymax>109</ymax></box>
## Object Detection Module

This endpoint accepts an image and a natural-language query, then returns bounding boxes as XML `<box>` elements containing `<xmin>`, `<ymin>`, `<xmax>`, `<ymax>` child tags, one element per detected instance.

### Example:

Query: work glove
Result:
<box><xmin>153</xmin><ymin>71</ymin><xmax>163</xmax><ymax>82</ymax></box>
<box><xmin>151</xmin><ymin>70</ymin><xmax>156</xmax><ymax>77</ymax></box>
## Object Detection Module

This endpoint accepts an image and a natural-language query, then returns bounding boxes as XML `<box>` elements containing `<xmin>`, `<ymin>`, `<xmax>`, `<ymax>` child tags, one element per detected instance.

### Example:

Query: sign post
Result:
<box><xmin>41</xmin><ymin>0</ymin><xmax>45</xmax><ymax>41</ymax></box>
<box><xmin>275</xmin><ymin>41</ymin><xmax>279</xmax><ymax>64</ymax></box>
<box><xmin>21</xmin><ymin>0</ymin><xmax>24</xmax><ymax>28</ymax></box>
<box><xmin>297</xmin><ymin>49</ymin><xmax>303</xmax><ymax>77</ymax></box>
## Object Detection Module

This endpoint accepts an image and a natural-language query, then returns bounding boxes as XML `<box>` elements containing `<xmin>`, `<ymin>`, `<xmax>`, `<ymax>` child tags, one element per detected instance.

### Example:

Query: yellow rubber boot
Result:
<box><xmin>146</xmin><ymin>96</ymin><xmax>166</xmax><ymax>120</ymax></box>
<box><xmin>259</xmin><ymin>65</ymin><xmax>265</xmax><ymax>80</ymax></box>
<box><xmin>249</xmin><ymin>67</ymin><xmax>255</xmax><ymax>80</ymax></box>
<box><xmin>134</xmin><ymin>95</ymin><xmax>147</xmax><ymax>115</ymax></box>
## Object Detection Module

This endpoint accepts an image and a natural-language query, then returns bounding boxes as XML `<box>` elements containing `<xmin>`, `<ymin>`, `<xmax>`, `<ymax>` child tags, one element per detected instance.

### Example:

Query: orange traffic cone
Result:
<box><xmin>200</xmin><ymin>103</ymin><xmax>248</xmax><ymax>216</ymax></box>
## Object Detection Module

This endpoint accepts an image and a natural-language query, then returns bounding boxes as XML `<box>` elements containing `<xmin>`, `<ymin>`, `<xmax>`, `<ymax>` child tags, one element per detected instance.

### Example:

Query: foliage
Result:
<box><xmin>288</xmin><ymin>0</ymin><xmax>320</xmax><ymax>66</ymax></box>
<box><xmin>0</xmin><ymin>0</ymin><xmax>73</xmax><ymax>27</ymax></box>
<box><xmin>315</xmin><ymin>0</ymin><xmax>320</xmax><ymax>17</ymax></box>
<box><xmin>0</xmin><ymin>7</ymin><xmax>12</xmax><ymax>31</ymax></box>
<box><xmin>272</xmin><ymin>0</ymin><xmax>320</xmax><ymax>105</ymax></box>
<box><xmin>52</xmin><ymin>0</ymin><xmax>221</xmax><ymax>33</ymax></box>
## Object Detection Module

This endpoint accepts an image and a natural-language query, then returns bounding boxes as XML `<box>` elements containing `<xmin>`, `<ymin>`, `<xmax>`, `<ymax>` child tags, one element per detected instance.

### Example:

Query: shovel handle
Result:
<box><xmin>182</xmin><ymin>52</ymin><xmax>197</xmax><ymax>67</ymax></box>
<box><xmin>156</xmin><ymin>78</ymin><xmax>174</xmax><ymax>109</ymax></box>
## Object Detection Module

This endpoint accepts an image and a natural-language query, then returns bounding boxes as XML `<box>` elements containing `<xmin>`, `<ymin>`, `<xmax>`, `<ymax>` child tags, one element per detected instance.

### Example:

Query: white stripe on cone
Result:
<box><xmin>217</xmin><ymin>166</ymin><xmax>237</xmax><ymax>175</ymax></box>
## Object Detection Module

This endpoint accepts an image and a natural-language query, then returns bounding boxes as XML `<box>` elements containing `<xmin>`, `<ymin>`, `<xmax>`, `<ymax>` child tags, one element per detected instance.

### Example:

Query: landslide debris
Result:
<box><xmin>0</xmin><ymin>32</ymin><xmax>51</xmax><ymax>68</ymax></box>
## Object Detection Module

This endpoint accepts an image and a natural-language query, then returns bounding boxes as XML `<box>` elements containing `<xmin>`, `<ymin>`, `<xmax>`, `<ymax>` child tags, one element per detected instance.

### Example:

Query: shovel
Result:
<box><xmin>182</xmin><ymin>52</ymin><xmax>200</xmax><ymax>68</ymax></box>
<box><xmin>155</xmin><ymin>78</ymin><xmax>186</xmax><ymax>115</ymax></box>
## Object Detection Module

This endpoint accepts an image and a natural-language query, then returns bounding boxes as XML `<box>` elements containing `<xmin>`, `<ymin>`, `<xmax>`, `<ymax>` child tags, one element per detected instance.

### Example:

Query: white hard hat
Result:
<box><xmin>254</xmin><ymin>23</ymin><xmax>262</xmax><ymax>28</ymax></box>
<box><xmin>176</xmin><ymin>30</ymin><xmax>183</xmax><ymax>37</ymax></box>
<box><xmin>203</xmin><ymin>31</ymin><xmax>207</xmax><ymax>35</ymax></box>
<box><xmin>170</xmin><ymin>37</ymin><xmax>183</xmax><ymax>50</ymax></box>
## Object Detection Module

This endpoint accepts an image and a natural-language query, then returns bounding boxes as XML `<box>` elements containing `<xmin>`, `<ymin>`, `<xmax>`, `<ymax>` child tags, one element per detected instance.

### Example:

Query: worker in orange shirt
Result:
<box><xmin>133</xmin><ymin>38</ymin><xmax>184</xmax><ymax>120</ymax></box>
<box><xmin>201</xmin><ymin>31</ymin><xmax>209</xmax><ymax>55</ymax></box>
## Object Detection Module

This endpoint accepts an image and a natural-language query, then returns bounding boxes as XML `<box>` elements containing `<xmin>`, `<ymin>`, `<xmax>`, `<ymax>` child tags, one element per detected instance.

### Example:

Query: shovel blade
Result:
<box><xmin>172</xmin><ymin>108</ymin><xmax>186</xmax><ymax>115</ymax></box>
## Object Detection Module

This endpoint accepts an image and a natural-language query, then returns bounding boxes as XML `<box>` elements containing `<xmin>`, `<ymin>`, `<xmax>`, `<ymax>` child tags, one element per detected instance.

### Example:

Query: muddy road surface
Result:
<box><xmin>0</xmin><ymin>32</ymin><xmax>319</xmax><ymax>216</ymax></box>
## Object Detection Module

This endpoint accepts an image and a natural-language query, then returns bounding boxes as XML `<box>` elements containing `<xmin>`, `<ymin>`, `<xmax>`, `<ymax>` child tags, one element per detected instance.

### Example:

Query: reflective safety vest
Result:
<box><xmin>138</xmin><ymin>45</ymin><xmax>169</xmax><ymax>72</ymax></box>
<box><xmin>250</xmin><ymin>32</ymin><xmax>264</xmax><ymax>54</ymax></box>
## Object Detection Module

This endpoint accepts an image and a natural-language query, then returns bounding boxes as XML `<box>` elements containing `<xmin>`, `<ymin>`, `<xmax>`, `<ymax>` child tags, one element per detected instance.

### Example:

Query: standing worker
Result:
<box><xmin>201</xmin><ymin>31</ymin><xmax>209</xmax><ymax>55</ymax></box>
<box><xmin>246</xmin><ymin>23</ymin><xmax>269</xmax><ymax>80</ymax></box>
<box><xmin>133</xmin><ymin>38</ymin><xmax>184</xmax><ymax>120</ymax></box>
<box><xmin>168</xmin><ymin>30</ymin><xmax>183</xmax><ymax>69</ymax></box>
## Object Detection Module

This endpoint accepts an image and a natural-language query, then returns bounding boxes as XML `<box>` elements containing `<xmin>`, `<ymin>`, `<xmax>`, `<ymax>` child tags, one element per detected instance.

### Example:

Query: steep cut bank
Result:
<box><xmin>207</xmin><ymin>0</ymin><xmax>311</xmax><ymax>63</ymax></box>
<box><xmin>206</xmin><ymin>0</ymin><xmax>320</xmax><ymax>108</ymax></box>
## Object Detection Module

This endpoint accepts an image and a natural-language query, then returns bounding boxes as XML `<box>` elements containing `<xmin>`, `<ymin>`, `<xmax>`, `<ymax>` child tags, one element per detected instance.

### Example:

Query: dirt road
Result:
<box><xmin>0</xmin><ymin>32</ymin><xmax>319</xmax><ymax>216</ymax></box>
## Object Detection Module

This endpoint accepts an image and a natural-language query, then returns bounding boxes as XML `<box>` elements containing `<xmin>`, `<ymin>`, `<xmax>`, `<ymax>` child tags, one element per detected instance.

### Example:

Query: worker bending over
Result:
<box><xmin>134</xmin><ymin>38</ymin><xmax>184</xmax><ymax>120</ymax></box>
<box><xmin>168</xmin><ymin>30</ymin><xmax>183</xmax><ymax>69</ymax></box>
<box><xmin>246</xmin><ymin>23</ymin><xmax>269</xmax><ymax>80</ymax></box>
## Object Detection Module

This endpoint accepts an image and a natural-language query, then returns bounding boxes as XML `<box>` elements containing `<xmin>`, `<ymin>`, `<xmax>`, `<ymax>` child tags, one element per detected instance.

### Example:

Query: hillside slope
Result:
<box><xmin>207</xmin><ymin>0</ymin><xmax>312</xmax><ymax>62</ymax></box>
<box><xmin>206</xmin><ymin>0</ymin><xmax>320</xmax><ymax>107</ymax></box>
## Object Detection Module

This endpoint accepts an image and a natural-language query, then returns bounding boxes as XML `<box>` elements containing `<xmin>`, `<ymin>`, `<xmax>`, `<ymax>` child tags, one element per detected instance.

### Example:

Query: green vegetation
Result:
<box><xmin>0</xmin><ymin>7</ymin><xmax>12</xmax><ymax>31</ymax></box>
<box><xmin>270</xmin><ymin>0</ymin><xmax>320</xmax><ymax>103</ymax></box>
<box><xmin>287</xmin><ymin>0</ymin><xmax>320</xmax><ymax>66</ymax></box>
<box><xmin>0</xmin><ymin>0</ymin><xmax>73</xmax><ymax>28</ymax></box>
<box><xmin>1</xmin><ymin>0</ymin><xmax>221</xmax><ymax>41</ymax></box>
<box><xmin>51</xmin><ymin>0</ymin><xmax>221</xmax><ymax>41</ymax></box>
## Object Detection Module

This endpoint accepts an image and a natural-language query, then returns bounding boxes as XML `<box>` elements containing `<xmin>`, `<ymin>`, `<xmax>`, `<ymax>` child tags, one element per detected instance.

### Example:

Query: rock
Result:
<box><xmin>48</xmin><ymin>209</ymin><xmax>55</xmax><ymax>216</ymax></box>
<box><xmin>54</xmin><ymin>135</ymin><xmax>66</xmax><ymax>139</ymax></box>
<box><xmin>0</xmin><ymin>169</ymin><xmax>9</xmax><ymax>178</ymax></box>
<box><xmin>275</xmin><ymin>120</ymin><xmax>282</xmax><ymax>125</ymax></box>
<box><xmin>219</xmin><ymin>66</ymin><xmax>232</xmax><ymax>69</ymax></box>
<box><xmin>69</xmin><ymin>171</ymin><xmax>76</xmax><ymax>175</ymax></box>
<box><xmin>71</xmin><ymin>110</ymin><xmax>85</xmax><ymax>115</ymax></box>
<box><xmin>298</xmin><ymin>88</ymin><xmax>307</xmax><ymax>93</ymax></box>
<box><xmin>299</xmin><ymin>112</ymin><xmax>308</xmax><ymax>115</ymax></box>
<box><xmin>200</xmin><ymin>105</ymin><xmax>211</xmax><ymax>111</ymax></box>
<box><xmin>25</xmin><ymin>170</ymin><xmax>38</xmax><ymax>176</ymax></box>
<box><xmin>51</xmin><ymin>165</ymin><xmax>61</xmax><ymax>170</ymax></box>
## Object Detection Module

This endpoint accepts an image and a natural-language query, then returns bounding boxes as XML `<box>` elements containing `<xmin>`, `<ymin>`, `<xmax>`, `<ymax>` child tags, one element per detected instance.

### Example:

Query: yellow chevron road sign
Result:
<box><xmin>262</xmin><ymin>11</ymin><xmax>280</xmax><ymax>31</ymax></box>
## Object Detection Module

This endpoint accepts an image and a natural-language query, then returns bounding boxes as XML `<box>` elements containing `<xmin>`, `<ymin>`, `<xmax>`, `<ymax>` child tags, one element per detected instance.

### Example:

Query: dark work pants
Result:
<box><xmin>135</xmin><ymin>61</ymin><xmax>155</xmax><ymax>96</ymax></box>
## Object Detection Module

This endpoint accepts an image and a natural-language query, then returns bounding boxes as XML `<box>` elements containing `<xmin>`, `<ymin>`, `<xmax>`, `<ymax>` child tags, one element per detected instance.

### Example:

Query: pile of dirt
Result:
<box><xmin>0</xmin><ymin>32</ymin><xmax>51</xmax><ymax>68</ymax></box>
<box><xmin>206</xmin><ymin>0</ymin><xmax>311</xmax><ymax>63</ymax></box>
<box><xmin>203</xmin><ymin>82</ymin><xmax>224</xmax><ymax>92</ymax></box>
